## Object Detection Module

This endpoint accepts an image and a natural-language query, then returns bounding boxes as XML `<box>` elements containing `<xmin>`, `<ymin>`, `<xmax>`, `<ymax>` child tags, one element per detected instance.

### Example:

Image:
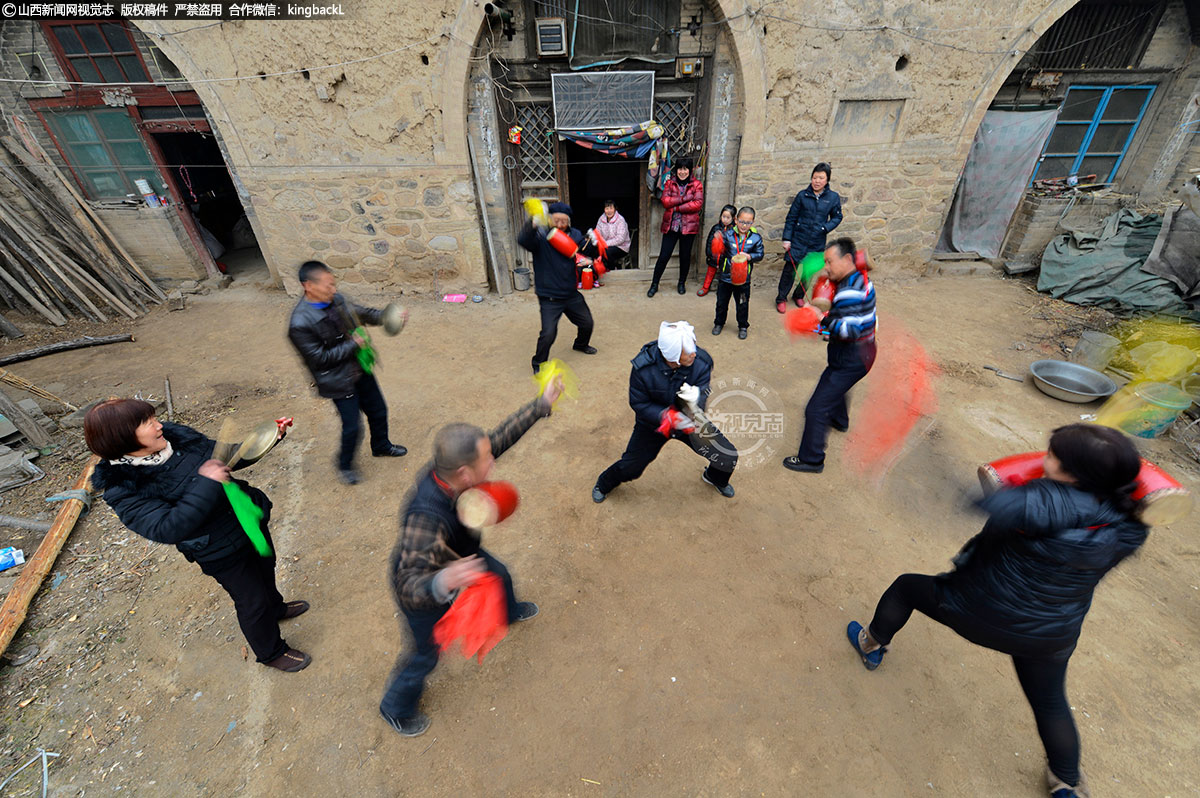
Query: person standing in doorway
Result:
<box><xmin>287</xmin><ymin>260</ymin><xmax>408</xmax><ymax>486</ymax></box>
<box><xmin>595</xmin><ymin>200</ymin><xmax>631</xmax><ymax>269</ymax></box>
<box><xmin>777</xmin><ymin>163</ymin><xmax>843</xmax><ymax>314</ymax></box>
<box><xmin>712</xmin><ymin>206</ymin><xmax>764</xmax><ymax>340</ymax></box>
<box><xmin>517</xmin><ymin>202</ymin><xmax>599</xmax><ymax>374</ymax></box>
<box><xmin>648</xmin><ymin>158</ymin><xmax>704</xmax><ymax>297</ymax></box>
<box><xmin>783</xmin><ymin>237</ymin><xmax>875</xmax><ymax>474</ymax></box>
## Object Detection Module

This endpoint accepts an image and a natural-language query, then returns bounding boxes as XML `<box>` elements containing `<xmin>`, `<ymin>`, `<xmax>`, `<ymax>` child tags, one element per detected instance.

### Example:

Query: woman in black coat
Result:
<box><xmin>846</xmin><ymin>424</ymin><xmax>1148</xmax><ymax>798</ymax></box>
<box><xmin>86</xmin><ymin>399</ymin><xmax>311</xmax><ymax>672</ymax></box>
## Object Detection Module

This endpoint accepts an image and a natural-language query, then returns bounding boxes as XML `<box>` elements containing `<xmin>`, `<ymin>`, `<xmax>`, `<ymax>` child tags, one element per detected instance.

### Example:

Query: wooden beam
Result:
<box><xmin>0</xmin><ymin>455</ymin><xmax>98</xmax><ymax>658</ymax></box>
<box><xmin>0</xmin><ymin>384</ymin><xmax>52</xmax><ymax>448</ymax></box>
<box><xmin>0</xmin><ymin>333</ymin><xmax>134</xmax><ymax>367</ymax></box>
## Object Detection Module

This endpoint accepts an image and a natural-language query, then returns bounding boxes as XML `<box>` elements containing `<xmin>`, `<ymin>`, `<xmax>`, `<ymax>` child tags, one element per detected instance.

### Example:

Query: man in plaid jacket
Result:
<box><xmin>380</xmin><ymin>377</ymin><xmax>564</xmax><ymax>737</ymax></box>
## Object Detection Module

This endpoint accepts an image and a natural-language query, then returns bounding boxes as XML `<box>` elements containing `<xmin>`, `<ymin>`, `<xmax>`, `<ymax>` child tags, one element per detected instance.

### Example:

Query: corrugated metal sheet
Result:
<box><xmin>1031</xmin><ymin>1</ymin><xmax>1166</xmax><ymax>70</ymax></box>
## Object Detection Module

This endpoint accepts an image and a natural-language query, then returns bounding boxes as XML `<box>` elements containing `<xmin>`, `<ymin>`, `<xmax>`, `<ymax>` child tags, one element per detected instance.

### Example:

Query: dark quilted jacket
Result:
<box><xmin>940</xmin><ymin>479</ymin><xmax>1148</xmax><ymax>652</ymax></box>
<box><xmin>628</xmin><ymin>341</ymin><xmax>712</xmax><ymax>428</ymax></box>
<box><xmin>91</xmin><ymin>424</ymin><xmax>270</xmax><ymax>563</ymax></box>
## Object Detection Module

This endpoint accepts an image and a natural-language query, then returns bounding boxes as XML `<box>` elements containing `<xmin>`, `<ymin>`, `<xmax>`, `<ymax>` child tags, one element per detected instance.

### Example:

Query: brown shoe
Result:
<box><xmin>265</xmin><ymin>648</ymin><xmax>311</xmax><ymax>672</ymax></box>
<box><xmin>281</xmin><ymin>600</ymin><xmax>310</xmax><ymax>620</ymax></box>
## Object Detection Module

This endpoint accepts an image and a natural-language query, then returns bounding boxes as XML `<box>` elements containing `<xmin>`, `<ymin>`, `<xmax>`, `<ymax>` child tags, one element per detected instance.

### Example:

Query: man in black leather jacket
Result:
<box><xmin>287</xmin><ymin>261</ymin><xmax>407</xmax><ymax>484</ymax></box>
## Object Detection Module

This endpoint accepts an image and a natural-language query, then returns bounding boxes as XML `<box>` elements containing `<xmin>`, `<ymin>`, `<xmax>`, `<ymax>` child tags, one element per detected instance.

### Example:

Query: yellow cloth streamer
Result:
<box><xmin>532</xmin><ymin>358</ymin><xmax>580</xmax><ymax>406</ymax></box>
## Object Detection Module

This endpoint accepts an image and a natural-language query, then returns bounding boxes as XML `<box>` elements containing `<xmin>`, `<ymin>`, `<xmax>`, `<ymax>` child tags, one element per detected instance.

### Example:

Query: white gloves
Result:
<box><xmin>677</xmin><ymin>382</ymin><xmax>700</xmax><ymax>405</ymax></box>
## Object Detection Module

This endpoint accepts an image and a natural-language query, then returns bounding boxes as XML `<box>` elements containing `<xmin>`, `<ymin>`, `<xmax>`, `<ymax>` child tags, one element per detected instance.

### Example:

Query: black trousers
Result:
<box><xmin>332</xmin><ymin>372</ymin><xmax>392</xmax><ymax>470</ymax></box>
<box><xmin>596</xmin><ymin>422</ymin><xmax>737</xmax><ymax>494</ymax></box>
<box><xmin>533</xmin><ymin>293</ymin><xmax>593</xmax><ymax>371</ymax></box>
<box><xmin>651</xmin><ymin>231</ymin><xmax>695</xmax><ymax>287</ymax></box>
<box><xmin>379</xmin><ymin>549</ymin><xmax>519</xmax><ymax>720</ymax></box>
<box><xmin>867</xmin><ymin>573</ymin><xmax>1081</xmax><ymax>787</ymax></box>
<box><xmin>796</xmin><ymin>339</ymin><xmax>876</xmax><ymax>464</ymax></box>
<box><xmin>606</xmin><ymin>246</ymin><xmax>629</xmax><ymax>268</ymax></box>
<box><xmin>776</xmin><ymin>248</ymin><xmax>817</xmax><ymax>303</ymax></box>
<box><xmin>714</xmin><ymin>281</ymin><xmax>750</xmax><ymax>329</ymax></box>
<box><xmin>198</xmin><ymin>529</ymin><xmax>288</xmax><ymax>663</ymax></box>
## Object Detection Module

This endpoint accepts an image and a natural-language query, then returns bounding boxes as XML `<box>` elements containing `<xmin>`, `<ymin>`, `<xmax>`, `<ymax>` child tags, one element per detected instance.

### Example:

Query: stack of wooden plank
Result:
<box><xmin>0</xmin><ymin>135</ymin><xmax>165</xmax><ymax>334</ymax></box>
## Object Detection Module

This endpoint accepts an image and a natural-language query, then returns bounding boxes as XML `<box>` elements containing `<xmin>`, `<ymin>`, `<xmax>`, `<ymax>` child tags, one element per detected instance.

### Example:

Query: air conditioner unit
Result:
<box><xmin>536</xmin><ymin>18</ymin><xmax>568</xmax><ymax>57</ymax></box>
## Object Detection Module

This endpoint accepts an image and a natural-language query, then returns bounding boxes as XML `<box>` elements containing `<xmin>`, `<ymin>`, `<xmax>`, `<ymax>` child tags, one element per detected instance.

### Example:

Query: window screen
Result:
<box><xmin>46</xmin><ymin>22</ymin><xmax>150</xmax><ymax>84</ymax></box>
<box><xmin>552</xmin><ymin>71</ymin><xmax>655</xmax><ymax>130</ymax></box>
<box><xmin>44</xmin><ymin>109</ymin><xmax>160</xmax><ymax>199</ymax></box>
<box><xmin>1032</xmin><ymin>84</ymin><xmax>1156</xmax><ymax>183</ymax></box>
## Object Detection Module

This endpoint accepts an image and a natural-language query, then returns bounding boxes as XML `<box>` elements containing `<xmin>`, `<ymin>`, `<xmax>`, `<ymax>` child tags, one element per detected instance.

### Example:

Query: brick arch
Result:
<box><xmin>952</xmin><ymin>0</ymin><xmax>1086</xmax><ymax>163</ymax></box>
<box><xmin>437</xmin><ymin>0</ymin><xmax>769</xmax><ymax>165</ymax></box>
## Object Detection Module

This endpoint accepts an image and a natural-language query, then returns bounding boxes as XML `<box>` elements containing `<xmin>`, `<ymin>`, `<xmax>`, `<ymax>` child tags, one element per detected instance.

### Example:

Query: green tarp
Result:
<box><xmin>1037</xmin><ymin>209</ymin><xmax>1196</xmax><ymax>317</ymax></box>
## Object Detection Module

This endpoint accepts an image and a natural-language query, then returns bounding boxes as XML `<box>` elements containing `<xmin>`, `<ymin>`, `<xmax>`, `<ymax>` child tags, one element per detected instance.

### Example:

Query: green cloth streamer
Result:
<box><xmin>797</xmin><ymin>250</ymin><xmax>825</xmax><ymax>289</ymax></box>
<box><xmin>223</xmin><ymin>482</ymin><xmax>273</xmax><ymax>557</ymax></box>
<box><xmin>353</xmin><ymin>325</ymin><xmax>376</xmax><ymax>374</ymax></box>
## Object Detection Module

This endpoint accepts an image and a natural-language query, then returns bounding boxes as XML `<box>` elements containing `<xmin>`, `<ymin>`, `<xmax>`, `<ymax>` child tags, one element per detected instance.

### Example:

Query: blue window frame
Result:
<box><xmin>1032</xmin><ymin>84</ymin><xmax>1155</xmax><ymax>184</ymax></box>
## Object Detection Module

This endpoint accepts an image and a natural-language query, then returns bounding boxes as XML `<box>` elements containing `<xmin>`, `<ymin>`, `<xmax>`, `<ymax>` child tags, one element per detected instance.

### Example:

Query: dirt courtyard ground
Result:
<box><xmin>1</xmin><ymin>267</ymin><xmax>1198</xmax><ymax>797</ymax></box>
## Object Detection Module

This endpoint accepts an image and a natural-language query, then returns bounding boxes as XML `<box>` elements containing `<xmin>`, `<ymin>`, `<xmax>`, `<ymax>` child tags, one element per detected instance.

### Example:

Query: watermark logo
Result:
<box><xmin>703</xmin><ymin>374</ymin><xmax>787</xmax><ymax>470</ymax></box>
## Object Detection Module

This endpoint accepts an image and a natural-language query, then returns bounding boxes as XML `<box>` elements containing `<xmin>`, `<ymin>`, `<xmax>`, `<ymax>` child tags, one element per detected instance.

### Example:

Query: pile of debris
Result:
<box><xmin>0</xmin><ymin>135</ymin><xmax>165</xmax><ymax>336</ymax></box>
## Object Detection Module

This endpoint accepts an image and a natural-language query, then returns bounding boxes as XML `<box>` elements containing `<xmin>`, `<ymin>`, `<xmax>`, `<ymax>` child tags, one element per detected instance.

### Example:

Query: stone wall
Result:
<box><xmin>245</xmin><ymin>168</ymin><xmax>484</xmax><ymax>295</ymax></box>
<box><xmin>4</xmin><ymin>0</ymin><xmax>1198</xmax><ymax>292</ymax></box>
<box><xmin>734</xmin><ymin>148</ymin><xmax>960</xmax><ymax>267</ymax></box>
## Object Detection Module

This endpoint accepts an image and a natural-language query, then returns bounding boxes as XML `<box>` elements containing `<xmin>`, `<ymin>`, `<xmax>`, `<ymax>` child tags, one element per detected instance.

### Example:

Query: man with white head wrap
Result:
<box><xmin>592</xmin><ymin>321</ymin><xmax>738</xmax><ymax>501</ymax></box>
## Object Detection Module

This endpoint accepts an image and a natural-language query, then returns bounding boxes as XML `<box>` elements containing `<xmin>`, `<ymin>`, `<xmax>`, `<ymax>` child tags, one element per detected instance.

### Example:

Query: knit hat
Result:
<box><xmin>548</xmin><ymin>202</ymin><xmax>573</xmax><ymax>217</ymax></box>
<box><xmin>657</xmin><ymin>321</ymin><xmax>697</xmax><ymax>363</ymax></box>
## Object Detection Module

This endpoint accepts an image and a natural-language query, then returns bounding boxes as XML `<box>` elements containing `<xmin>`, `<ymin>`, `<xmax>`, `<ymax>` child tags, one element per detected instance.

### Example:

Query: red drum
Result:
<box><xmin>456</xmin><ymin>481</ymin><xmax>520</xmax><ymax>528</ymax></box>
<box><xmin>730</xmin><ymin>253</ymin><xmax>749</xmax><ymax>285</ymax></box>
<box><xmin>977</xmin><ymin>452</ymin><xmax>1191</xmax><ymax>526</ymax></box>
<box><xmin>810</xmin><ymin>275</ymin><xmax>836</xmax><ymax>311</ymax></box>
<box><xmin>547</xmin><ymin>228</ymin><xmax>578</xmax><ymax>258</ymax></box>
<box><xmin>580</xmin><ymin>266</ymin><xmax>594</xmax><ymax>290</ymax></box>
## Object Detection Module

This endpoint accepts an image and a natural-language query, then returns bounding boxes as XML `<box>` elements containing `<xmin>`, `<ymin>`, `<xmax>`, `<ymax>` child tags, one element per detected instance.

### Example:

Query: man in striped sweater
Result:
<box><xmin>783</xmin><ymin>237</ymin><xmax>877</xmax><ymax>473</ymax></box>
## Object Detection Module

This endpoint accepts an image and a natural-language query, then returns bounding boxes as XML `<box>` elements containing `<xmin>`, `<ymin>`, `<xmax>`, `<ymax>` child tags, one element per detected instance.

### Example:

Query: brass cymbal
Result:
<box><xmin>229</xmin><ymin>420</ymin><xmax>281</xmax><ymax>468</ymax></box>
<box><xmin>381</xmin><ymin>303</ymin><xmax>407</xmax><ymax>336</ymax></box>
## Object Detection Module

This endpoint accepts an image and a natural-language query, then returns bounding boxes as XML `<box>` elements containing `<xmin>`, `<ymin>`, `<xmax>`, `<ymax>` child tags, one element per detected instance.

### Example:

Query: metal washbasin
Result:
<box><xmin>1029</xmin><ymin>360</ymin><xmax>1118</xmax><ymax>403</ymax></box>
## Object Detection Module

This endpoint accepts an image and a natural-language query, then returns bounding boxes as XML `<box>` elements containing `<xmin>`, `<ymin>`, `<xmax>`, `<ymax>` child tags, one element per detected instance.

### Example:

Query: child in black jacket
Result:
<box><xmin>696</xmin><ymin>204</ymin><xmax>738</xmax><ymax>297</ymax></box>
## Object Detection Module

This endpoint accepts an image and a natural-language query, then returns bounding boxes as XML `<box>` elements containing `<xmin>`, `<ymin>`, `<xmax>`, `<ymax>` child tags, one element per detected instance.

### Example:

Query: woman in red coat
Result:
<box><xmin>648</xmin><ymin>158</ymin><xmax>704</xmax><ymax>297</ymax></box>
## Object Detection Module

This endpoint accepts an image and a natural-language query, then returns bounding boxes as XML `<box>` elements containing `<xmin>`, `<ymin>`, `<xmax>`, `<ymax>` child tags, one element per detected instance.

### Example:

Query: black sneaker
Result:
<box><xmin>677</xmin><ymin>282</ymin><xmax>686</xmax><ymax>294</ymax></box>
<box><xmin>782</xmin><ymin>456</ymin><xmax>823</xmax><ymax>473</ymax></box>
<box><xmin>712</xmin><ymin>325</ymin><xmax>723</xmax><ymax>336</ymax></box>
<box><xmin>738</xmin><ymin>328</ymin><xmax>748</xmax><ymax>339</ymax></box>
<box><xmin>513</xmin><ymin>601</ymin><xmax>539</xmax><ymax>622</ymax></box>
<box><xmin>380</xmin><ymin>709</ymin><xmax>431</xmax><ymax>737</ymax></box>
<box><xmin>573</xmin><ymin>344</ymin><xmax>598</xmax><ymax>355</ymax></box>
<box><xmin>701</xmin><ymin>473</ymin><xmax>734</xmax><ymax>498</ymax></box>
<box><xmin>338</xmin><ymin>468</ymin><xmax>360</xmax><ymax>485</ymax></box>
<box><xmin>647</xmin><ymin>284</ymin><xmax>659</xmax><ymax>298</ymax></box>
<box><xmin>592</xmin><ymin>485</ymin><xmax>607</xmax><ymax>503</ymax></box>
<box><xmin>373</xmin><ymin>444</ymin><xmax>408</xmax><ymax>457</ymax></box>
<box><xmin>831</xmin><ymin>422</ymin><xmax>849</xmax><ymax>433</ymax></box>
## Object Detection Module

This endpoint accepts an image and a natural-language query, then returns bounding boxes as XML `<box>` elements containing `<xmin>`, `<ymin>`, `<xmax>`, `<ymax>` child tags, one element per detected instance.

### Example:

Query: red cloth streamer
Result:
<box><xmin>841</xmin><ymin>313</ymin><xmax>939</xmax><ymax>480</ymax></box>
<box><xmin>656</xmin><ymin>407</ymin><xmax>693</xmax><ymax>437</ymax></box>
<box><xmin>432</xmin><ymin>572</ymin><xmax>509</xmax><ymax>663</ymax></box>
<box><xmin>710</xmin><ymin>234</ymin><xmax>725</xmax><ymax>259</ymax></box>
<box><xmin>783</xmin><ymin>306</ymin><xmax>822</xmax><ymax>338</ymax></box>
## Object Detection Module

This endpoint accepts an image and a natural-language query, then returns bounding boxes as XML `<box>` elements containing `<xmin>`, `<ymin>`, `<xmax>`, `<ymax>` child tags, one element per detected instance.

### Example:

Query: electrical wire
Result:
<box><xmin>0</xmin><ymin>32</ymin><xmax>443</xmax><ymax>86</ymax></box>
